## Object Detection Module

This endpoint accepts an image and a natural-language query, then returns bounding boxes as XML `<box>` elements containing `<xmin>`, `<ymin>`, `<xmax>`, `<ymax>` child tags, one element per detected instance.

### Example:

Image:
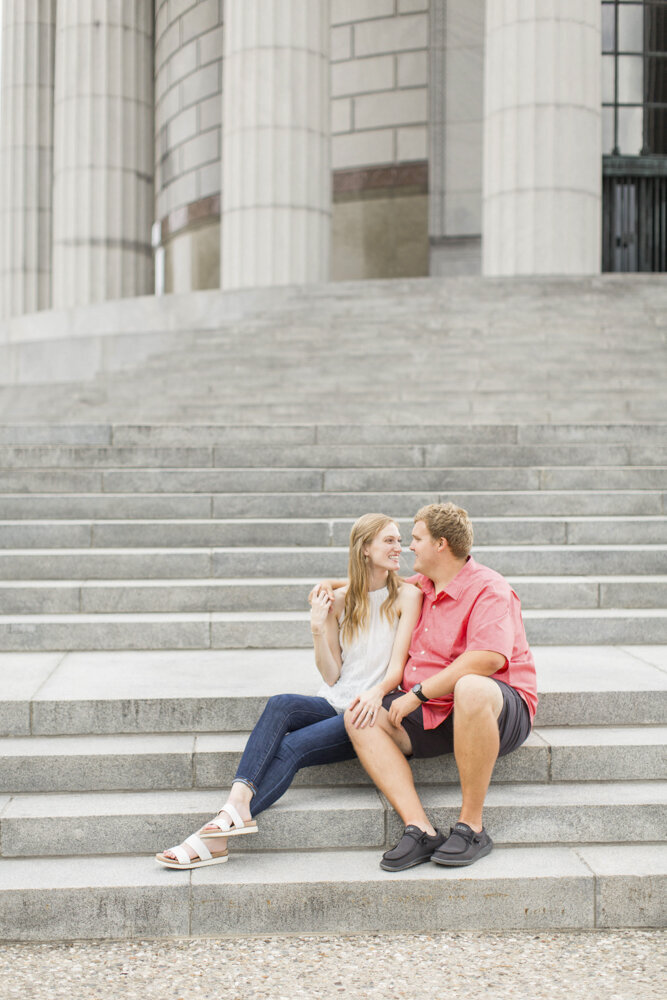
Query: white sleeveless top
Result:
<box><xmin>316</xmin><ymin>586</ymin><xmax>399</xmax><ymax>713</ymax></box>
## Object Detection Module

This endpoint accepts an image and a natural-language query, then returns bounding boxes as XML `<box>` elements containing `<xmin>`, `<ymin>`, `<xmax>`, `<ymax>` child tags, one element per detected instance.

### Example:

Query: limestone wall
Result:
<box><xmin>330</xmin><ymin>0</ymin><xmax>428</xmax><ymax>170</ymax></box>
<box><xmin>330</xmin><ymin>0</ymin><xmax>430</xmax><ymax>279</ymax></box>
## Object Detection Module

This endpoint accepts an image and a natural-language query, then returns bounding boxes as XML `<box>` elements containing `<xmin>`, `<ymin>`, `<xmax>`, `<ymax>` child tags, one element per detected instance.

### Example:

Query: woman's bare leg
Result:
<box><xmin>162</xmin><ymin>781</ymin><xmax>254</xmax><ymax>861</ymax></box>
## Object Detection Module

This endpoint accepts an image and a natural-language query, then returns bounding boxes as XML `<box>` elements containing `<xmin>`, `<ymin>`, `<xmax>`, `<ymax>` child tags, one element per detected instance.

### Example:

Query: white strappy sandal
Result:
<box><xmin>200</xmin><ymin>802</ymin><xmax>259</xmax><ymax>839</ymax></box>
<box><xmin>155</xmin><ymin>833</ymin><xmax>228</xmax><ymax>870</ymax></box>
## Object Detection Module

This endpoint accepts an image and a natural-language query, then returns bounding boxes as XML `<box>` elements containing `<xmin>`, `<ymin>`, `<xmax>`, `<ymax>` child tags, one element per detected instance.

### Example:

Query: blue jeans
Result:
<box><xmin>233</xmin><ymin>693</ymin><xmax>356</xmax><ymax>816</ymax></box>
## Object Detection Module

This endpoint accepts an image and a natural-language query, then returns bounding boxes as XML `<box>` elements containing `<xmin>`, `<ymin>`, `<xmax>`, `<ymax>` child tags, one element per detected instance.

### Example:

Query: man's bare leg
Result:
<box><xmin>452</xmin><ymin>674</ymin><xmax>503</xmax><ymax>831</ymax></box>
<box><xmin>344</xmin><ymin>708</ymin><xmax>436</xmax><ymax>836</ymax></box>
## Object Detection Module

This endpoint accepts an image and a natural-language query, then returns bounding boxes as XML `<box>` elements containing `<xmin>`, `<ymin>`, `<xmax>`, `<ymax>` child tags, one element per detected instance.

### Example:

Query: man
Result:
<box><xmin>317</xmin><ymin>503</ymin><xmax>537</xmax><ymax>870</ymax></box>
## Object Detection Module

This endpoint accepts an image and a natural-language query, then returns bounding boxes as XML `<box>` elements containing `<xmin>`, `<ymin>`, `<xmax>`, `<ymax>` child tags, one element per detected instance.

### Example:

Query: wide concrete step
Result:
<box><xmin>1</xmin><ymin>423</ymin><xmax>664</xmax><ymax>447</ymax></box>
<box><xmin>1</xmin><ymin>782</ymin><xmax>664</xmax><ymax>859</ymax></box>
<box><xmin>1</xmin><ymin>843</ymin><xmax>662</xmax><ymax>940</ymax></box>
<box><xmin>0</xmin><ymin>608</ymin><xmax>665</xmax><ymax>650</ymax></box>
<box><xmin>2</xmin><ymin>575</ymin><xmax>665</xmax><ymax>614</ymax></box>
<box><xmin>1</xmin><ymin>466</ymin><xmax>665</xmax><ymax>493</ymax></box>
<box><xmin>0</xmin><ymin>726</ymin><xmax>663</xmax><ymax>794</ymax></box>
<box><xmin>65</xmin><ymin>398</ymin><xmax>663</xmax><ymax>423</ymax></box>
<box><xmin>0</xmin><ymin>544</ymin><xmax>664</xmax><ymax>579</ymax></box>
<box><xmin>3</xmin><ymin>443</ymin><xmax>665</xmax><ymax>468</ymax></box>
<box><xmin>1</xmin><ymin>515</ymin><xmax>665</xmax><ymax>548</ymax></box>
<box><xmin>3</xmin><ymin>646</ymin><xmax>666</xmax><ymax>736</ymax></box>
<box><xmin>0</xmin><ymin>489</ymin><xmax>664</xmax><ymax>519</ymax></box>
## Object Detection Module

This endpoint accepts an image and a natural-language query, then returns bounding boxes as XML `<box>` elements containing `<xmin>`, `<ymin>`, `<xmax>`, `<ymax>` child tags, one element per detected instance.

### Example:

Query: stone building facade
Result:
<box><xmin>0</xmin><ymin>0</ymin><xmax>665</xmax><ymax>318</ymax></box>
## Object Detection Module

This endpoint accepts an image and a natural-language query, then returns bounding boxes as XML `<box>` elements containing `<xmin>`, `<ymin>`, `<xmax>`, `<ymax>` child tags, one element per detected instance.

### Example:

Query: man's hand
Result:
<box><xmin>308</xmin><ymin>580</ymin><xmax>336</xmax><ymax>604</ymax></box>
<box><xmin>347</xmin><ymin>685</ymin><xmax>383</xmax><ymax>728</ymax></box>
<box><xmin>388</xmin><ymin>692</ymin><xmax>420</xmax><ymax>728</ymax></box>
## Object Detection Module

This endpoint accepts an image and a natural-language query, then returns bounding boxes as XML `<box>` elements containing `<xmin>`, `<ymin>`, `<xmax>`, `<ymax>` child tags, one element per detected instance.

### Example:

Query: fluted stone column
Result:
<box><xmin>221</xmin><ymin>0</ymin><xmax>331</xmax><ymax>289</ymax></box>
<box><xmin>51</xmin><ymin>0</ymin><xmax>154</xmax><ymax>308</ymax></box>
<box><xmin>482</xmin><ymin>0</ymin><xmax>602</xmax><ymax>275</ymax></box>
<box><xmin>0</xmin><ymin>0</ymin><xmax>56</xmax><ymax>318</ymax></box>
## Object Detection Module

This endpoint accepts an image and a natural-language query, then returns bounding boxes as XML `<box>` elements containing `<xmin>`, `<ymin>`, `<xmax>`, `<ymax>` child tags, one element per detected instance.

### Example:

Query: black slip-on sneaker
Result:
<box><xmin>430</xmin><ymin>822</ymin><xmax>493</xmax><ymax>867</ymax></box>
<box><xmin>380</xmin><ymin>825</ymin><xmax>446</xmax><ymax>871</ymax></box>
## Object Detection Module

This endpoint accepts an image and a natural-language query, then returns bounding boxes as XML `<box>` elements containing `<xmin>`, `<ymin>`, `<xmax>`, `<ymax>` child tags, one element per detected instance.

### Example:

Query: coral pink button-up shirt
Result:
<box><xmin>401</xmin><ymin>557</ymin><xmax>538</xmax><ymax>729</ymax></box>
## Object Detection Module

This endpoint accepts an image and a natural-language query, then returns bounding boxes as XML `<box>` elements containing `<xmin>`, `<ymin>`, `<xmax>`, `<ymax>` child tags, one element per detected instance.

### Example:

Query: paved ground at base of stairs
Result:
<box><xmin>0</xmin><ymin>929</ymin><xmax>664</xmax><ymax>1000</ymax></box>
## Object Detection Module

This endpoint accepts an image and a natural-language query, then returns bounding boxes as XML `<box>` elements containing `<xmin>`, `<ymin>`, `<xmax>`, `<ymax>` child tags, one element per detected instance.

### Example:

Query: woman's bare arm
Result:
<box><xmin>310</xmin><ymin>589</ymin><xmax>345</xmax><ymax>686</ymax></box>
<box><xmin>347</xmin><ymin>583</ymin><xmax>423</xmax><ymax>727</ymax></box>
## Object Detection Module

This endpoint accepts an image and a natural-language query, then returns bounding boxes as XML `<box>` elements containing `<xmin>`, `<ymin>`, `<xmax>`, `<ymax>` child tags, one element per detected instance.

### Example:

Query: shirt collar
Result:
<box><xmin>422</xmin><ymin>556</ymin><xmax>475</xmax><ymax>601</ymax></box>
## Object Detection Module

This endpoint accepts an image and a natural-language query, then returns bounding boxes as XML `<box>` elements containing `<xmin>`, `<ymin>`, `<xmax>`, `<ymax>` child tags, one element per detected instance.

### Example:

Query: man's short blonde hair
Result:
<box><xmin>414</xmin><ymin>503</ymin><xmax>473</xmax><ymax>559</ymax></box>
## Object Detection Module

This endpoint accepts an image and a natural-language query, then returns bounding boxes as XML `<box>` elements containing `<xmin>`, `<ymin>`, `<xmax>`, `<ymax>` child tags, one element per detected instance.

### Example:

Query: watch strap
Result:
<box><xmin>411</xmin><ymin>683</ymin><xmax>429</xmax><ymax>703</ymax></box>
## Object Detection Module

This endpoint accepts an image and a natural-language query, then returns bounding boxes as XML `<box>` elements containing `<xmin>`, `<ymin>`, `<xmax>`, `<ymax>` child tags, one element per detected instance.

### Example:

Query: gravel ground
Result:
<box><xmin>0</xmin><ymin>930</ymin><xmax>664</xmax><ymax>1000</ymax></box>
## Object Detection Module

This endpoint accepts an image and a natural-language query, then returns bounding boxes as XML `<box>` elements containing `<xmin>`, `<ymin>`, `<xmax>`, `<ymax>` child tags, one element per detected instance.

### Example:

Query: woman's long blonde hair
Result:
<box><xmin>340</xmin><ymin>513</ymin><xmax>401</xmax><ymax>645</ymax></box>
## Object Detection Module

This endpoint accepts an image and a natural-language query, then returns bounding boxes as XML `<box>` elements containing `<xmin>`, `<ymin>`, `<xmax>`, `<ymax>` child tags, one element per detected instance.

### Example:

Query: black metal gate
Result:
<box><xmin>603</xmin><ymin>156</ymin><xmax>667</xmax><ymax>271</ymax></box>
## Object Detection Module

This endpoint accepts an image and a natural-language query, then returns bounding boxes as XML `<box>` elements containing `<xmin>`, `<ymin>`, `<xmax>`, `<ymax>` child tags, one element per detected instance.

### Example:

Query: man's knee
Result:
<box><xmin>344</xmin><ymin>706</ymin><xmax>392</xmax><ymax>745</ymax></box>
<box><xmin>454</xmin><ymin>674</ymin><xmax>503</xmax><ymax>718</ymax></box>
<box><xmin>343</xmin><ymin>706</ymin><xmax>367</xmax><ymax>743</ymax></box>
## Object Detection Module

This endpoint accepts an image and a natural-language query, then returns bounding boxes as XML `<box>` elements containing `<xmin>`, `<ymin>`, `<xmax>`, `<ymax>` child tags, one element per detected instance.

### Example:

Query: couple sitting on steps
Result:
<box><xmin>156</xmin><ymin>503</ymin><xmax>538</xmax><ymax>872</ymax></box>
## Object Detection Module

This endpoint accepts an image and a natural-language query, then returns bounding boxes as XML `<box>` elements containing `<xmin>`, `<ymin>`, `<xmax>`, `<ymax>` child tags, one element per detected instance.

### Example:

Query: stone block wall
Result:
<box><xmin>330</xmin><ymin>0</ymin><xmax>428</xmax><ymax>169</ymax></box>
<box><xmin>330</xmin><ymin>0</ymin><xmax>430</xmax><ymax>281</ymax></box>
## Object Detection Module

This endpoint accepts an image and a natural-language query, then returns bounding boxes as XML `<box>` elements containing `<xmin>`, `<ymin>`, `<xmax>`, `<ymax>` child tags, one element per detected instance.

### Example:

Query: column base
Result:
<box><xmin>430</xmin><ymin>237</ymin><xmax>481</xmax><ymax>277</ymax></box>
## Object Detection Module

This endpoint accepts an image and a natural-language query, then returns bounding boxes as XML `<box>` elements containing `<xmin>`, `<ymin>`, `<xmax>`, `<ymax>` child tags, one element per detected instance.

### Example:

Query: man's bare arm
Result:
<box><xmin>420</xmin><ymin>650</ymin><xmax>506</xmax><ymax>699</ymax></box>
<box><xmin>387</xmin><ymin>650</ymin><xmax>506</xmax><ymax>728</ymax></box>
<box><xmin>308</xmin><ymin>579</ymin><xmax>347</xmax><ymax>603</ymax></box>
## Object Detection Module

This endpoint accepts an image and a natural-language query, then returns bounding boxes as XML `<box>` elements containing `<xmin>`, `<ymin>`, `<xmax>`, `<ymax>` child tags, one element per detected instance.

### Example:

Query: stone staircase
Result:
<box><xmin>0</xmin><ymin>277</ymin><xmax>665</xmax><ymax>941</ymax></box>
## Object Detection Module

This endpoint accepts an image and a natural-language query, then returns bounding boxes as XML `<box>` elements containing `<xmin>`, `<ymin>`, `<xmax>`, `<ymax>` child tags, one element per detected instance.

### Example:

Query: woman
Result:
<box><xmin>156</xmin><ymin>512</ymin><xmax>422</xmax><ymax>869</ymax></box>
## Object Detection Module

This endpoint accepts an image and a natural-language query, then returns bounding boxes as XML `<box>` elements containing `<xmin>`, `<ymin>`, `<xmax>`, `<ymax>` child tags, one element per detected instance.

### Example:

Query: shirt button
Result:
<box><xmin>424</xmin><ymin>628</ymin><xmax>428</xmax><ymax>632</ymax></box>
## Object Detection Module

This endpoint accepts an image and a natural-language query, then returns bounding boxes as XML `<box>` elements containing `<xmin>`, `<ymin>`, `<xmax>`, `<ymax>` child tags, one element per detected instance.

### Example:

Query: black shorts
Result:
<box><xmin>382</xmin><ymin>679</ymin><xmax>531</xmax><ymax>759</ymax></box>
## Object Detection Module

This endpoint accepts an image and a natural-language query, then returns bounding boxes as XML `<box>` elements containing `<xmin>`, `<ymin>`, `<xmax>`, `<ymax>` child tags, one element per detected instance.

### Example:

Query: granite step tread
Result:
<box><xmin>1</xmin><ymin>575</ymin><xmax>664</xmax><ymax>613</ymax></box>
<box><xmin>1</xmin><ymin>609</ymin><xmax>665</xmax><ymax>623</ymax></box>
<box><xmin>0</xmin><ymin>607</ymin><xmax>665</xmax><ymax>651</ymax></box>
<box><xmin>0</xmin><ymin>490</ymin><xmax>663</xmax><ymax>519</ymax></box>
<box><xmin>0</xmin><ymin>726</ymin><xmax>663</xmax><ymax>793</ymax></box>
<box><xmin>0</xmin><ymin>844</ymin><xmax>663</xmax><ymax>938</ymax></box>
<box><xmin>0</xmin><ymin>422</ymin><xmax>664</xmax><ymax>446</ymax></box>
<box><xmin>2</xmin><ymin>646</ymin><xmax>665</xmax><ymax>737</ymax></box>
<box><xmin>0</xmin><ymin>543</ymin><xmax>664</xmax><ymax>580</ymax></box>
<box><xmin>1</xmin><ymin>782</ymin><xmax>664</xmax><ymax>858</ymax></box>
<box><xmin>2</xmin><ymin>467</ymin><xmax>666</xmax><ymax>494</ymax></box>
<box><xmin>2</xmin><ymin>443</ymin><xmax>665</xmax><ymax>467</ymax></box>
<box><xmin>0</xmin><ymin>514</ymin><xmax>664</xmax><ymax>548</ymax></box>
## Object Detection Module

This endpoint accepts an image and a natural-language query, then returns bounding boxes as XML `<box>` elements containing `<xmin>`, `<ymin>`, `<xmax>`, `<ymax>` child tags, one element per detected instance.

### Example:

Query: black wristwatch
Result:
<box><xmin>411</xmin><ymin>683</ymin><xmax>429</xmax><ymax>703</ymax></box>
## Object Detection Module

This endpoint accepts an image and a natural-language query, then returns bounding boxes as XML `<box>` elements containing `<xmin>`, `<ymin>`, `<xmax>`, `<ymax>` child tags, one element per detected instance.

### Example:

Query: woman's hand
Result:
<box><xmin>310</xmin><ymin>591</ymin><xmax>333</xmax><ymax>634</ymax></box>
<box><xmin>388</xmin><ymin>692</ymin><xmax>419</xmax><ymax>728</ymax></box>
<box><xmin>347</xmin><ymin>685</ymin><xmax>384</xmax><ymax>728</ymax></box>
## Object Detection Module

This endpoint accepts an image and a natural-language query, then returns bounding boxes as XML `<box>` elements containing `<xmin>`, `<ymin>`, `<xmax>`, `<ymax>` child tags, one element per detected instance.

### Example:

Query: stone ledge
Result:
<box><xmin>1</xmin><ymin>846</ymin><xmax>663</xmax><ymax>940</ymax></box>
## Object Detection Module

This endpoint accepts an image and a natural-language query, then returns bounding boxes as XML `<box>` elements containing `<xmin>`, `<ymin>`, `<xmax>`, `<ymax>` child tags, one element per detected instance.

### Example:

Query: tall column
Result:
<box><xmin>0</xmin><ymin>0</ymin><xmax>56</xmax><ymax>318</ymax></box>
<box><xmin>482</xmin><ymin>0</ymin><xmax>602</xmax><ymax>275</ymax></box>
<box><xmin>221</xmin><ymin>0</ymin><xmax>330</xmax><ymax>290</ymax></box>
<box><xmin>51</xmin><ymin>0</ymin><xmax>154</xmax><ymax>308</ymax></box>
